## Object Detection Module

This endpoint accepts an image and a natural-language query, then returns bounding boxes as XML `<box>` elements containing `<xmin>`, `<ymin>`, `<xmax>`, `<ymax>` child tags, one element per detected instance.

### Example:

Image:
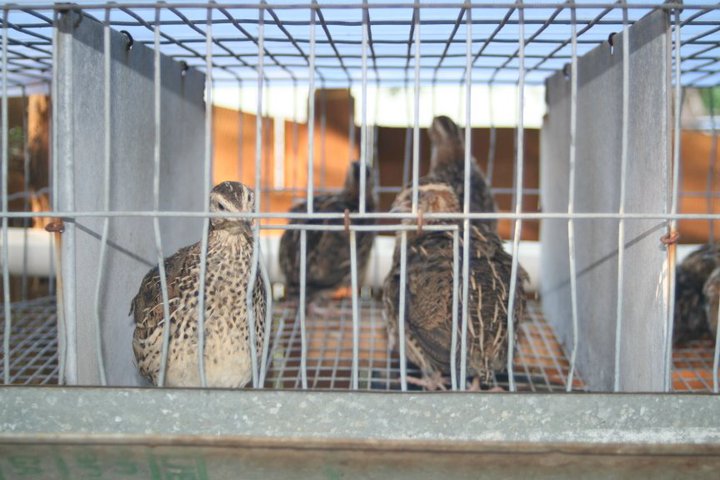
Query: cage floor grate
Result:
<box><xmin>264</xmin><ymin>298</ymin><xmax>585</xmax><ymax>392</ymax></box>
<box><xmin>2</xmin><ymin>296</ymin><xmax>717</xmax><ymax>391</ymax></box>
<box><xmin>0</xmin><ymin>296</ymin><xmax>59</xmax><ymax>385</ymax></box>
<box><xmin>672</xmin><ymin>339</ymin><xmax>720</xmax><ymax>392</ymax></box>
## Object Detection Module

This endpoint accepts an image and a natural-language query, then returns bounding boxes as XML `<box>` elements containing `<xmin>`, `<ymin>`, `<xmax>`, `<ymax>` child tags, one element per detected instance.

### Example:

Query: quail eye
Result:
<box><xmin>217</xmin><ymin>203</ymin><xmax>226</xmax><ymax>211</ymax></box>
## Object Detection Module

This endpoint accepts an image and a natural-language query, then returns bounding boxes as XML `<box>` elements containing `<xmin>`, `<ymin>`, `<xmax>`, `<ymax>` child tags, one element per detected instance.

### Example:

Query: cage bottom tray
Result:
<box><xmin>1</xmin><ymin>296</ymin><xmax>716</xmax><ymax>392</ymax></box>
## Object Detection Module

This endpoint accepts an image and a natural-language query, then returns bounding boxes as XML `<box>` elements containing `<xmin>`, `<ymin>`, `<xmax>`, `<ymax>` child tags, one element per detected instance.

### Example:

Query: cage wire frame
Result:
<box><xmin>0</xmin><ymin>0</ymin><xmax>719</xmax><ymax>403</ymax></box>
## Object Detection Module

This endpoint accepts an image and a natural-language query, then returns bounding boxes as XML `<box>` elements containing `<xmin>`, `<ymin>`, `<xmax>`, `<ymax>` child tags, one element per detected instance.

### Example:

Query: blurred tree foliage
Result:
<box><xmin>700</xmin><ymin>87</ymin><xmax>720</xmax><ymax>114</ymax></box>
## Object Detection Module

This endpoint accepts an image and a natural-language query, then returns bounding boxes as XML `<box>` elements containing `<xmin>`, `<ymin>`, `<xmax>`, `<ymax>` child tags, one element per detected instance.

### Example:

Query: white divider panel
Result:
<box><xmin>541</xmin><ymin>10</ymin><xmax>670</xmax><ymax>392</ymax></box>
<box><xmin>56</xmin><ymin>12</ymin><xmax>206</xmax><ymax>385</ymax></box>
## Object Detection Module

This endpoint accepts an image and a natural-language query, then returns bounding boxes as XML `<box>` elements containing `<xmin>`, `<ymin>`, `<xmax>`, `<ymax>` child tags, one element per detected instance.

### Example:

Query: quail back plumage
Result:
<box><xmin>279</xmin><ymin>161</ymin><xmax>376</xmax><ymax>302</ymax></box>
<box><xmin>674</xmin><ymin>243</ymin><xmax>720</xmax><ymax>344</ymax></box>
<box><xmin>382</xmin><ymin>183</ymin><xmax>525</xmax><ymax>389</ymax></box>
<box><xmin>425</xmin><ymin>115</ymin><xmax>497</xmax><ymax>231</ymax></box>
<box><xmin>131</xmin><ymin>181</ymin><xmax>266</xmax><ymax>387</ymax></box>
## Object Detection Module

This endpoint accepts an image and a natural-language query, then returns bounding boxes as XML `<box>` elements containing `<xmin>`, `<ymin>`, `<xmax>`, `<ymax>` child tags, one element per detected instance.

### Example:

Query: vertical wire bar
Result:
<box><xmin>457</xmin><ymin>81</ymin><xmax>464</xmax><ymax>126</ymax></box>
<box><xmin>411</xmin><ymin>3</ymin><xmax>420</xmax><ymax>214</ymax></box>
<box><xmin>505</xmin><ymin>1</ymin><xmax>526</xmax><ymax>392</ymax></box>
<box><xmin>63</xmin><ymin>9</ymin><xmax>78</xmax><ymax>386</ymax></box>
<box><xmin>459</xmin><ymin>5</ymin><xmax>472</xmax><ymax>391</ymax></box>
<box><xmin>238</xmin><ymin>80</ymin><xmax>244</xmax><ymax>182</ymax></box>
<box><xmin>350</xmin><ymin>231</ymin><xmax>360</xmax><ymax>390</ymax></box>
<box><xmin>613</xmin><ymin>4</ymin><xmax>630</xmax><ymax>392</ymax></box>
<box><xmin>486</xmin><ymin>84</ymin><xmax>497</xmax><ymax>187</ymax></box>
<box><xmin>360</xmin><ymin>2</ymin><xmax>368</xmax><ymax>214</ymax></box>
<box><xmin>20</xmin><ymin>88</ymin><xmax>28</xmax><ymax>301</ymax></box>
<box><xmin>298</xmin><ymin>229</ymin><xmax>308</xmax><ymax>389</ymax></box>
<box><xmin>397</xmin><ymin>231</ymin><xmax>408</xmax><ymax>391</ymax></box>
<box><xmin>257</xmin><ymin>247</ymin><xmax>274</xmax><ymax>387</ymax></box>
<box><xmin>246</xmin><ymin>3</ymin><xmax>266</xmax><ymax>389</ymax></box>
<box><xmin>51</xmin><ymin>9</ymin><xmax>64</xmax><ymax>385</ymax></box>
<box><xmin>395</xmin><ymin>1</ymin><xmax>421</xmax><ymax>393</ymax></box>
<box><xmin>196</xmin><ymin>5</ymin><xmax>215</xmax><ymax>388</ymax></box>
<box><xmin>320</xmin><ymin>88</ymin><xmax>327</xmax><ymax>189</ymax></box>
<box><xmin>297</xmin><ymin>4</ymin><xmax>317</xmax><ymax>390</ymax></box>
<box><xmin>402</xmin><ymin>78</ymin><xmax>412</xmax><ymax>187</ymax></box>
<box><xmin>292</xmin><ymin>82</ymin><xmax>299</xmax><ymax>195</ymax></box>
<box><xmin>308</xmin><ymin>5</ymin><xmax>316</xmax><ymax>212</ymax></box>
<box><xmin>152</xmin><ymin>7</ymin><xmax>173</xmax><ymax>388</ymax></box>
<box><xmin>450</xmin><ymin>228</ymin><xmax>460</xmax><ymax>390</ymax></box>
<box><xmin>1</xmin><ymin>8</ymin><xmax>11</xmax><ymax>384</ymax></box>
<box><xmin>707</xmin><ymin>91</ymin><xmax>716</xmax><ymax>243</ymax></box>
<box><xmin>263</xmin><ymin>86</ymin><xmax>271</xmax><ymax>211</ymax></box>
<box><xmin>664</xmin><ymin>8</ymin><xmax>682</xmax><ymax>392</ymax></box>
<box><xmin>348</xmin><ymin>91</ymin><xmax>356</xmax><ymax>164</ymax></box>
<box><xmin>372</xmin><ymin>90</ymin><xmax>380</xmax><ymax>208</ymax></box>
<box><xmin>91</xmin><ymin>7</ymin><xmax>114</xmax><ymax>386</ymax></box>
<box><xmin>715</xmin><ymin>279</ymin><xmax>720</xmax><ymax>392</ymax></box>
<box><xmin>565</xmin><ymin>0</ymin><xmax>580</xmax><ymax>393</ymax></box>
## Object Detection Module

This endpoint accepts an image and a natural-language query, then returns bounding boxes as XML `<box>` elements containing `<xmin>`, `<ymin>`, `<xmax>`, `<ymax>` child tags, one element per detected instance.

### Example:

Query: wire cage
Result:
<box><xmin>1</xmin><ymin>0</ymin><xmax>720</xmax><ymax>475</ymax></box>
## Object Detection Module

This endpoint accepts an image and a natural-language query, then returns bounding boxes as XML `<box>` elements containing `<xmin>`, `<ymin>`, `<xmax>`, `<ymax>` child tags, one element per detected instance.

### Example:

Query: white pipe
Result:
<box><xmin>4</xmin><ymin>226</ymin><xmax>707</xmax><ymax>295</ymax></box>
<box><xmin>261</xmin><ymin>234</ymin><xmax>544</xmax><ymax>292</ymax></box>
<box><xmin>0</xmin><ymin>227</ymin><xmax>55</xmax><ymax>277</ymax></box>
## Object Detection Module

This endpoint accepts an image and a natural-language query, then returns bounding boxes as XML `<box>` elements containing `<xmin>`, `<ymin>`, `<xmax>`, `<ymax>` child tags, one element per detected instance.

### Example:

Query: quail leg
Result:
<box><xmin>406</xmin><ymin>371</ymin><xmax>449</xmax><ymax>391</ymax></box>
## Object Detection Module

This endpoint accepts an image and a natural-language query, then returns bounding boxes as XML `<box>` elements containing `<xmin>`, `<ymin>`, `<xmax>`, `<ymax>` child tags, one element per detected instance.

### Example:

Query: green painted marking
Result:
<box><xmin>53</xmin><ymin>450</ymin><xmax>71</xmax><ymax>480</ymax></box>
<box><xmin>111</xmin><ymin>454</ymin><xmax>140</xmax><ymax>476</ymax></box>
<box><xmin>148</xmin><ymin>453</ymin><xmax>208</xmax><ymax>480</ymax></box>
<box><xmin>324</xmin><ymin>465</ymin><xmax>342</xmax><ymax>480</ymax></box>
<box><xmin>7</xmin><ymin>455</ymin><xmax>43</xmax><ymax>476</ymax></box>
<box><xmin>75</xmin><ymin>450</ymin><xmax>103</xmax><ymax>478</ymax></box>
<box><xmin>148</xmin><ymin>453</ymin><xmax>162</xmax><ymax>480</ymax></box>
<box><xmin>194</xmin><ymin>456</ymin><xmax>208</xmax><ymax>480</ymax></box>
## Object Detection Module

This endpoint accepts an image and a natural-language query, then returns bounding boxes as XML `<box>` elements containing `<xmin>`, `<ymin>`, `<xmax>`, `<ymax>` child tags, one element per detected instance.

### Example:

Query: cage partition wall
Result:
<box><xmin>1</xmin><ymin>1</ymin><xmax>720</xmax><ymax>477</ymax></box>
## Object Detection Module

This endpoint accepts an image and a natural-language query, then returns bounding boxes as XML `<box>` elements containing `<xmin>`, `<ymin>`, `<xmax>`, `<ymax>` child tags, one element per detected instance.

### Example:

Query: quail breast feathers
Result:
<box><xmin>131</xmin><ymin>181</ymin><xmax>266</xmax><ymax>388</ymax></box>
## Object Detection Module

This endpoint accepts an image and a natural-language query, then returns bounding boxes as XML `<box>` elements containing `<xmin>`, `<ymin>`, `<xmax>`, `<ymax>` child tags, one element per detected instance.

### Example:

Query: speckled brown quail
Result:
<box><xmin>131</xmin><ymin>181</ymin><xmax>266</xmax><ymax>387</ymax></box>
<box><xmin>382</xmin><ymin>183</ymin><xmax>526</xmax><ymax>390</ymax></box>
<box><xmin>279</xmin><ymin>161</ymin><xmax>376</xmax><ymax>304</ymax></box>
<box><xmin>703</xmin><ymin>266</ymin><xmax>720</xmax><ymax>341</ymax></box>
<box><xmin>674</xmin><ymin>243</ymin><xmax>720</xmax><ymax>344</ymax></box>
<box><xmin>424</xmin><ymin>115</ymin><xmax>497</xmax><ymax>231</ymax></box>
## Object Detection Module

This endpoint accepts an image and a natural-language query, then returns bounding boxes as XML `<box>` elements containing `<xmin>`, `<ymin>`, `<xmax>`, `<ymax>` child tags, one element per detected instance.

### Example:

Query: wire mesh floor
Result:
<box><xmin>672</xmin><ymin>339</ymin><xmax>720</xmax><ymax>392</ymax></box>
<box><xmin>264</xmin><ymin>298</ymin><xmax>585</xmax><ymax>392</ymax></box>
<box><xmin>0</xmin><ymin>296</ymin><xmax>59</xmax><ymax>385</ymax></box>
<box><xmin>1</xmin><ymin>295</ymin><xmax>718</xmax><ymax>391</ymax></box>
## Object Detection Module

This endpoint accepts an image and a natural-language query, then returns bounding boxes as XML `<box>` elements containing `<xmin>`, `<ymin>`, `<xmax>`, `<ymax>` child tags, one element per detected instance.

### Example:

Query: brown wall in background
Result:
<box><xmin>213</xmin><ymin>95</ymin><xmax>720</xmax><ymax>244</ymax></box>
<box><xmin>213</xmin><ymin>93</ymin><xmax>540</xmax><ymax>239</ymax></box>
<box><xmin>374</xmin><ymin>127</ymin><xmax>539</xmax><ymax>240</ymax></box>
<box><xmin>679</xmin><ymin>130</ymin><xmax>720</xmax><ymax>243</ymax></box>
<box><xmin>7</xmin><ymin>91</ymin><xmax>718</xmax><ymax>246</ymax></box>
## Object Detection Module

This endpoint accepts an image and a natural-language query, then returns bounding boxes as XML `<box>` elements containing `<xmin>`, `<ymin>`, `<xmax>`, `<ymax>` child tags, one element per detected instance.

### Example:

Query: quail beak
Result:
<box><xmin>389</xmin><ymin>201</ymin><xmax>412</xmax><ymax>214</ymax></box>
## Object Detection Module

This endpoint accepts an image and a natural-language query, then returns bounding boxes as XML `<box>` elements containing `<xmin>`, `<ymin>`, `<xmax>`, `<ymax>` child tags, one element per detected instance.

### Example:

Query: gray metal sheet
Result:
<box><xmin>55</xmin><ymin>12</ymin><xmax>206</xmax><ymax>386</ymax></box>
<box><xmin>541</xmin><ymin>10</ymin><xmax>670</xmax><ymax>391</ymax></box>
<box><xmin>1</xmin><ymin>388</ymin><xmax>720</xmax><ymax>450</ymax></box>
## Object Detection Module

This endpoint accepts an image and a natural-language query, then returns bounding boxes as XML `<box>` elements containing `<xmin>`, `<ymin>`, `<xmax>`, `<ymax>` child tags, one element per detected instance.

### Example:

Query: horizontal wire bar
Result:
<box><xmin>0</xmin><ymin>3</ymin><xmax>698</xmax><ymax>11</ymax></box>
<box><xmin>9</xmin><ymin>211</ymin><xmax>720</xmax><ymax>220</ymax></box>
